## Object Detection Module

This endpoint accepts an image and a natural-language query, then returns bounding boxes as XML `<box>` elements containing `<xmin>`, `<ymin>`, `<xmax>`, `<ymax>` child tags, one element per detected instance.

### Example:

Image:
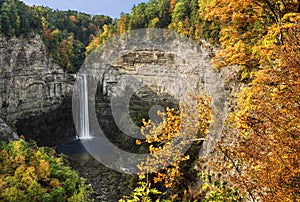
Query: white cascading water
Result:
<box><xmin>78</xmin><ymin>74</ymin><xmax>91</xmax><ymax>139</ymax></box>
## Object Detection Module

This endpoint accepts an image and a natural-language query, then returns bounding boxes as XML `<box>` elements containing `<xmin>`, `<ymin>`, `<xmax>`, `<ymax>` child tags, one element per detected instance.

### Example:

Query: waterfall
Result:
<box><xmin>78</xmin><ymin>74</ymin><xmax>91</xmax><ymax>139</ymax></box>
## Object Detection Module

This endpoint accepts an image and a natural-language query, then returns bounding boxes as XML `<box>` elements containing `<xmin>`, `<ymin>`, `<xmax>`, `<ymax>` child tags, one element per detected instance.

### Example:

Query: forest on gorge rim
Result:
<box><xmin>0</xmin><ymin>0</ymin><xmax>299</xmax><ymax>201</ymax></box>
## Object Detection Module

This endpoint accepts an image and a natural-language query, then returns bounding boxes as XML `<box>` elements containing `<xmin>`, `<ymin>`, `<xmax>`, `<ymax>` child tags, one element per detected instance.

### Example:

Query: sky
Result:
<box><xmin>21</xmin><ymin>0</ymin><xmax>148</xmax><ymax>18</ymax></box>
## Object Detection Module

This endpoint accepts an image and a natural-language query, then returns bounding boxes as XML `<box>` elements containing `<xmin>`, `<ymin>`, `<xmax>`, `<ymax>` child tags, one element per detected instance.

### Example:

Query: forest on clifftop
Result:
<box><xmin>0</xmin><ymin>0</ymin><xmax>299</xmax><ymax>201</ymax></box>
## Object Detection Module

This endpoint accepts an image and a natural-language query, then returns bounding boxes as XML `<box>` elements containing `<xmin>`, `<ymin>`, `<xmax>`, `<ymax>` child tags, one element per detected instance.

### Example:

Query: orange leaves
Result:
<box><xmin>49</xmin><ymin>179</ymin><xmax>60</xmax><ymax>188</ymax></box>
<box><xmin>225</xmin><ymin>20</ymin><xmax>300</xmax><ymax>201</ymax></box>
<box><xmin>135</xmin><ymin>139</ymin><xmax>142</xmax><ymax>145</ymax></box>
<box><xmin>69</xmin><ymin>15</ymin><xmax>76</xmax><ymax>23</ymax></box>
<box><xmin>169</xmin><ymin>0</ymin><xmax>177</xmax><ymax>14</ymax></box>
<box><xmin>85</xmin><ymin>24</ymin><xmax>117</xmax><ymax>55</ymax></box>
<box><xmin>202</xmin><ymin>1</ymin><xmax>300</xmax><ymax>200</ymax></box>
<box><xmin>43</xmin><ymin>25</ymin><xmax>52</xmax><ymax>41</ymax></box>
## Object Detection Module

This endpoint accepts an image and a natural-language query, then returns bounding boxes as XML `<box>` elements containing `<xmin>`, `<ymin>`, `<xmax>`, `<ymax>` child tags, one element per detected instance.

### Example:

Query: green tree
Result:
<box><xmin>0</xmin><ymin>1</ymin><xmax>18</xmax><ymax>36</ymax></box>
<box><xmin>129</xmin><ymin>3</ymin><xmax>148</xmax><ymax>29</ymax></box>
<box><xmin>0</xmin><ymin>0</ymin><xmax>42</xmax><ymax>37</ymax></box>
<box><xmin>0</xmin><ymin>139</ymin><xmax>93</xmax><ymax>202</ymax></box>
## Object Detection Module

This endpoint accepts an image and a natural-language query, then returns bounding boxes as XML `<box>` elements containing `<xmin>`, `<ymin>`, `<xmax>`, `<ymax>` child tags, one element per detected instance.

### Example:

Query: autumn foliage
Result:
<box><xmin>118</xmin><ymin>1</ymin><xmax>300</xmax><ymax>201</ymax></box>
<box><xmin>204</xmin><ymin>0</ymin><xmax>300</xmax><ymax>78</ymax></box>
<box><xmin>201</xmin><ymin>1</ymin><xmax>300</xmax><ymax>201</ymax></box>
<box><xmin>120</xmin><ymin>95</ymin><xmax>212</xmax><ymax>201</ymax></box>
<box><xmin>0</xmin><ymin>138</ymin><xmax>92</xmax><ymax>202</ymax></box>
<box><xmin>2</xmin><ymin>0</ymin><xmax>299</xmax><ymax>201</ymax></box>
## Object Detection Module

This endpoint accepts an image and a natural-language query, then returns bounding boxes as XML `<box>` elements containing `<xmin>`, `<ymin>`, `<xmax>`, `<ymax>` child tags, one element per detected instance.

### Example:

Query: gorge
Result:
<box><xmin>0</xmin><ymin>32</ymin><xmax>240</xmax><ymax>201</ymax></box>
<box><xmin>1</xmin><ymin>0</ymin><xmax>299</xmax><ymax>200</ymax></box>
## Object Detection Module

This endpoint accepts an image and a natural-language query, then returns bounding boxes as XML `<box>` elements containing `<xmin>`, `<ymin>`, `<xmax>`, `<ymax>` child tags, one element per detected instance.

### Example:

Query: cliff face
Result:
<box><xmin>0</xmin><ymin>34</ymin><xmax>243</xmax><ymax>200</ymax></box>
<box><xmin>0</xmin><ymin>35</ymin><xmax>67</xmax><ymax>121</ymax></box>
<box><xmin>0</xmin><ymin>34</ymin><xmax>240</xmax><ymax>152</ymax></box>
<box><xmin>83</xmin><ymin>46</ymin><xmax>228</xmax><ymax>157</ymax></box>
<box><xmin>0</xmin><ymin>117</ymin><xmax>18</xmax><ymax>142</ymax></box>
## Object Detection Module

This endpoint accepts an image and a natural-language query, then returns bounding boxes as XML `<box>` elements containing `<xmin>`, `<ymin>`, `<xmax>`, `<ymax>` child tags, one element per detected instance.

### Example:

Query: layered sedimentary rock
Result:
<box><xmin>0</xmin><ymin>35</ymin><xmax>67</xmax><ymax>121</ymax></box>
<box><xmin>82</xmin><ymin>45</ymin><xmax>227</xmax><ymax>157</ymax></box>
<box><xmin>0</xmin><ymin>33</ymin><xmax>240</xmax><ymax>154</ymax></box>
<box><xmin>0</xmin><ymin>33</ymin><xmax>243</xmax><ymax>201</ymax></box>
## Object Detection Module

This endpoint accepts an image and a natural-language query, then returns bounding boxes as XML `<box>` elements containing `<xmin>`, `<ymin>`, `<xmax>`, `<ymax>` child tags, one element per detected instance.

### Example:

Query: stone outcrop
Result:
<box><xmin>0</xmin><ymin>35</ymin><xmax>67</xmax><ymax>121</ymax></box>
<box><xmin>0</xmin><ymin>117</ymin><xmax>18</xmax><ymax>142</ymax></box>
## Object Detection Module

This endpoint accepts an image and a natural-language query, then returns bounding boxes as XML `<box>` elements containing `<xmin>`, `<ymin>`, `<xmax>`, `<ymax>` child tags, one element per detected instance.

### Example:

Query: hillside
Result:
<box><xmin>0</xmin><ymin>0</ymin><xmax>299</xmax><ymax>201</ymax></box>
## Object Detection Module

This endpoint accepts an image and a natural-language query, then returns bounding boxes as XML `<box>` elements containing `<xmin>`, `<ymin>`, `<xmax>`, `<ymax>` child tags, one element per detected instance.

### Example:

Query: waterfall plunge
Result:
<box><xmin>78</xmin><ymin>74</ymin><xmax>92</xmax><ymax>139</ymax></box>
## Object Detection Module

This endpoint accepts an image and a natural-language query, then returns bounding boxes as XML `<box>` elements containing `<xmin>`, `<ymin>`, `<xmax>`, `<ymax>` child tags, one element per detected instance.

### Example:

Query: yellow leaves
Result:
<box><xmin>38</xmin><ymin>160</ymin><xmax>50</xmax><ymax>179</ymax></box>
<box><xmin>282</xmin><ymin>154</ymin><xmax>289</xmax><ymax>159</ymax></box>
<box><xmin>199</xmin><ymin>0</ymin><xmax>300</xmax><ymax>201</ymax></box>
<box><xmin>142</xmin><ymin>118</ymin><xmax>150</xmax><ymax>127</ymax></box>
<box><xmin>102</xmin><ymin>24</ymin><xmax>109</xmax><ymax>35</ymax></box>
<box><xmin>270</xmin><ymin>87</ymin><xmax>279</xmax><ymax>100</ymax></box>
<box><xmin>14</xmin><ymin>154</ymin><xmax>25</xmax><ymax>165</ymax></box>
<box><xmin>0</xmin><ymin>178</ymin><xmax>5</xmax><ymax>191</ymax></box>
<box><xmin>0</xmin><ymin>139</ymin><xmax>90</xmax><ymax>201</ymax></box>
<box><xmin>279</xmin><ymin>84</ymin><xmax>287</xmax><ymax>90</ymax></box>
<box><xmin>282</xmin><ymin>13</ymin><xmax>300</xmax><ymax>23</ymax></box>
<box><xmin>226</xmin><ymin>31</ymin><xmax>300</xmax><ymax>200</ymax></box>
<box><xmin>182</xmin><ymin>155</ymin><xmax>190</xmax><ymax>161</ymax></box>
<box><xmin>231</xmin><ymin>12</ymin><xmax>246</xmax><ymax>22</ymax></box>
<box><xmin>85</xmin><ymin>23</ymin><xmax>117</xmax><ymax>55</ymax></box>
<box><xmin>253</xmin><ymin>165</ymin><xmax>261</xmax><ymax>171</ymax></box>
<box><xmin>51</xmin><ymin>29</ymin><xmax>60</xmax><ymax>37</ymax></box>
<box><xmin>149</xmin><ymin>17</ymin><xmax>160</xmax><ymax>28</ymax></box>
<box><xmin>205</xmin><ymin>0</ymin><xmax>287</xmax><ymax>69</ymax></box>
<box><xmin>14</xmin><ymin>166</ymin><xmax>38</xmax><ymax>187</ymax></box>
<box><xmin>138</xmin><ymin>94</ymin><xmax>213</xmax><ymax>193</ymax></box>
<box><xmin>148</xmin><ymin>145</ymin><xmax>155</xmax><ymax>153</ymax></box>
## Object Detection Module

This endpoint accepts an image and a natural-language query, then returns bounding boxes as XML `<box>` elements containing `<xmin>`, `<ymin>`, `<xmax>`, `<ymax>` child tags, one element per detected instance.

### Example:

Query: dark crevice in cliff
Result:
<box><xmin>15</xmin><ymin>97</ymin><xmax>76</xmax><ymax>147</ymax></box>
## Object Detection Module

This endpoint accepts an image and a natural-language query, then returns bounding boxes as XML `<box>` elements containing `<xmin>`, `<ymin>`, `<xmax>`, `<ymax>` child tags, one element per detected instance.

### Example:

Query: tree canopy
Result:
<box><xmin>0</xmin><ymin>0</ymin><xmax>42</xmax><ymax>37</ymax></box>
<box><xmin>0</xmin><ymin>139</ymin><xmax>92</xmax><ymax>202</ymax></box>
<box><xmin>0</xmin><ymin>0</ymin><xmax>299</xmax><ymax>201</ymax></box>
<box><xmin>0</xmin><ymin>0</ymin><xmax>113</xmax><ymax>72</ymax></box>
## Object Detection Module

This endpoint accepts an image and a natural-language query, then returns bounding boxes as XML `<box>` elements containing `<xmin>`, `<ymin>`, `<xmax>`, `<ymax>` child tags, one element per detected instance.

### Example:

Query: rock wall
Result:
<box><xmin>0</xmin><ymin>117</ymin><xmax>18</xmax><ymax>142</ymax></box>
<box><xmin>81</xmin><ymin>46</ymin><xmax>227</xmax><ymax>157</ymax></box>
<box><xmin>0</xmin><ymin>34</ymin><xmax>240</xmax><ymax>152</ymax></box>
<box><xmin>0</xmin><ymin>35</ymin><xmax>67</xmax><ymax>121</ymax></box>
<box><xmin>0</xmin><ymin>33</ymin><xmax>243</xmax><ymax>201</ymax></box>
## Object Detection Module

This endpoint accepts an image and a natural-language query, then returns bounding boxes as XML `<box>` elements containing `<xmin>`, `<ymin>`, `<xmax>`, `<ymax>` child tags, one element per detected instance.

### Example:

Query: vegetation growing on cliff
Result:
<box><xmin>114</xmin><ymin>0</ymin><xmax>300</xmax><ymax>201</ymax></box>
<box><xmin>0</xmin><ymin>138</ymin><xmax>92</xmax><ymax>202</ymax></box>
<box><xmin>34</xmin><ymin>6</ymin><xmax>112</xmax><ymax>72</ymax></box>
<box><xmin>0</xmin><ymin>0</ymin><xmax>112</xmax><ymax>72</ymax></box>
<box><xmin>0</xmin><ymin>0</ymin><xmax>299</xmax><ymax>201</ymax></box>
<box><xmin>86</xmin><ymin>0</ymin><xmax>220</xmax><ymax>55</ymax></box>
